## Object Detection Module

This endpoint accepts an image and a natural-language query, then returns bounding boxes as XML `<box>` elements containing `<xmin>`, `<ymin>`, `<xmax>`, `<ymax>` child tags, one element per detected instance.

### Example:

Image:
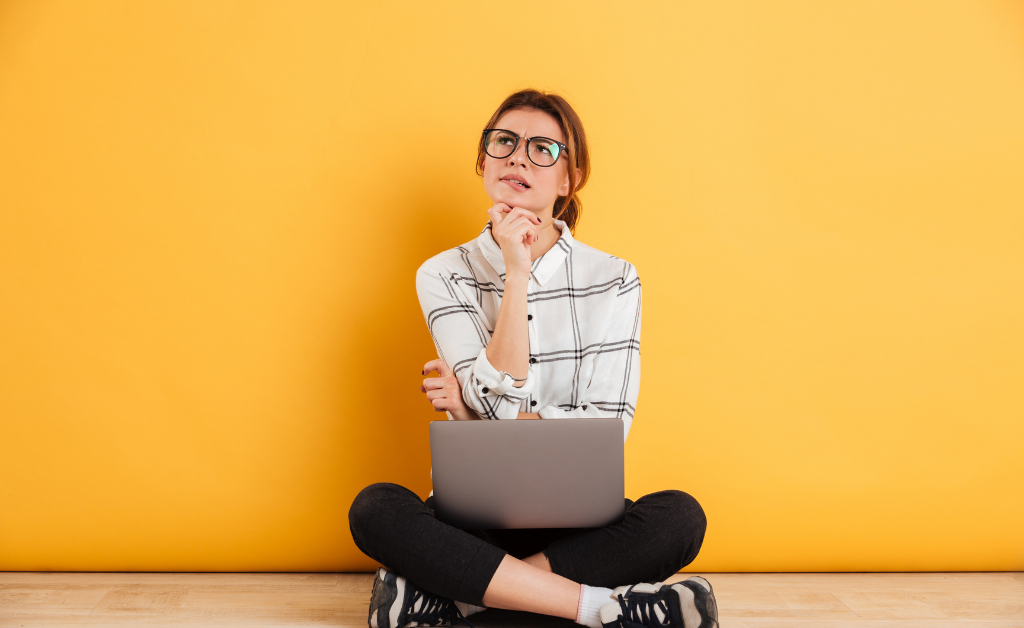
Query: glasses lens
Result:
<box><xmin>528</xmin><ymin>138</ymin><xmax>560</xmax><ymax>167</ymax></box>
<box><xmin>484</xmin><ymin>130</ymin><xmax>517</xmax><ymax>159</ymax></box>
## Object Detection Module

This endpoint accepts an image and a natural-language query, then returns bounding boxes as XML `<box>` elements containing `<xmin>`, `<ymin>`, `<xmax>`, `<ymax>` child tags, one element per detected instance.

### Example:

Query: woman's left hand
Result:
<box><xmin>487</xmin><ymin>204</ymin><xmax>541</xmax><ymax>281</ymax></box>
<box><xmin>421</xmin><ymin>358</ymin><xmax>478</xmax><ymax>420</ymax></box>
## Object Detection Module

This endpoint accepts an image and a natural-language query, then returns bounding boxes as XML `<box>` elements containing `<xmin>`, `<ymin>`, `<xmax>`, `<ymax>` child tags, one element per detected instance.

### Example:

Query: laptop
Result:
<box><xmin>429</xmin><ymin>419</ymin><xmax>625</xmax><ymax>529</ymax></box>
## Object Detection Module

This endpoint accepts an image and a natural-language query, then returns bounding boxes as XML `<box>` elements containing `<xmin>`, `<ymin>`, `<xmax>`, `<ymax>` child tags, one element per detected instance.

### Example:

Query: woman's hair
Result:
<box><xmin>476</xmin><ymin>89</ymin><xmax>591</xmax><ymax>233</ymax></box>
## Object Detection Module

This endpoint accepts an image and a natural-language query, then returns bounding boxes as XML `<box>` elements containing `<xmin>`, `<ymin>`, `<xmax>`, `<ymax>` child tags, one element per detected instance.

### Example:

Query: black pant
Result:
<box><xmin>348</xmin><ymin>483</ymin><xmax>707</xmax><ymax>607</ymax></box>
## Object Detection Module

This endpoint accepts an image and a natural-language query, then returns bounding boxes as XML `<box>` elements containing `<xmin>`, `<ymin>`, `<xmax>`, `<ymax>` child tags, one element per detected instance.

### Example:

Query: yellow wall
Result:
<box><xmin>1</xmin><ymin>1</ymin><xmax>1022</xmax><ymax>572</ymax></box>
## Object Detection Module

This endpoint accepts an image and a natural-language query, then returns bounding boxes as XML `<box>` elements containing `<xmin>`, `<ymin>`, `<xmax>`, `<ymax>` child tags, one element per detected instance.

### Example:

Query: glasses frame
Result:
<box><xmin>481</xmin><ymin>128</ymin><xmax>569</xmax><ymax>168</ymax></box>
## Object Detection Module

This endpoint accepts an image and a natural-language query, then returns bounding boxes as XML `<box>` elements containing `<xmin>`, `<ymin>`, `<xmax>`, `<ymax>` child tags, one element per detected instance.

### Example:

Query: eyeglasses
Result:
<box><xmin>482</xmin><ymin>128</ymin><xmax>568</xmax><ymax>167</ymax></box>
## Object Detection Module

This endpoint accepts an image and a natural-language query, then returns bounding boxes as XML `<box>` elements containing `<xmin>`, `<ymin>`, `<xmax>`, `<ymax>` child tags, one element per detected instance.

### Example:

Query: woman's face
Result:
<box><xmin>481</xmin><ymin>108</ymin><xmax>571</xmax><ymax>216</ymax></box>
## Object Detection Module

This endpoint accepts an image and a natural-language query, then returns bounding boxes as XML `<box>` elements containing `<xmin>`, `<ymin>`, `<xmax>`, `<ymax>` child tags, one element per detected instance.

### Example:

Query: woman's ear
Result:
<box><xmin>557</xmin><ymin>168</ymin><xmax>581</xmax><ymax>196</ymax></box>
<box><xmin>557</xmin><ymin>169</ymin><xmax>572</xmax><ymax>196</ymax></box>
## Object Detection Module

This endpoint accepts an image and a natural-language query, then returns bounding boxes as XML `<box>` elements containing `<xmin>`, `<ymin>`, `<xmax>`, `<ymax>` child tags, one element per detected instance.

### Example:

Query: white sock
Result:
<box><xmin>576</xmin><ymin>584</ymin><xmax>614</xmax><ymax>628</ymax></box>
<box><xmin>454</xmin><ymin>600</ymin><xmax>486</xmax><ymax>617</ymax></box>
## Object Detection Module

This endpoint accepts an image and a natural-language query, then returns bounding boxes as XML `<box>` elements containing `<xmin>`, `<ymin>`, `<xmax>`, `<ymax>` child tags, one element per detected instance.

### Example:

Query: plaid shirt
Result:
<box><xmin>416</xmin><ymin>220</ymin><xmax>641</xmax><ymax>440</ymax></box>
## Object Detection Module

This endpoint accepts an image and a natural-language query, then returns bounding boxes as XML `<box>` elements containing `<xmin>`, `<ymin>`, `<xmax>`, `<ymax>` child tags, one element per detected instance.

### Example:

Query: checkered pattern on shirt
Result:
<box><xmin>416</xmin><ymin>220</ymin><xmax>641</xmax><ymax>441</ymax></box>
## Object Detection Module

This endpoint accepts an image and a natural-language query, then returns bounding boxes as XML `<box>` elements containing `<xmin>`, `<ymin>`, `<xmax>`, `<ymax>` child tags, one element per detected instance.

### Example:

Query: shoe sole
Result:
<box><xmin>678</xmin><ymin>576</ymin><xmax>718</xmax><ymax>628</ymax></box>
<box><xmin>368</xmin><ymin>568</ymin><xmax>398</xmax><ymax>628</ymax></box>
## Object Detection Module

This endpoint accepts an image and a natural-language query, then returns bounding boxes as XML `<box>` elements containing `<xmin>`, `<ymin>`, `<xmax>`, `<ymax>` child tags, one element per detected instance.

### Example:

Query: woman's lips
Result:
<box><xmin>501</xmin><ymin>179</ymin><xmax>529</xmax><ymax>191</ymax></box>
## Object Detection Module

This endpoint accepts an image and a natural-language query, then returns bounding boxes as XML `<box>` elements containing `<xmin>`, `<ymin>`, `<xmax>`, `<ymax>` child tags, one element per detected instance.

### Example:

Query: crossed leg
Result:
<box><xmin>348</xmin><ymin>483</ymin><xmax>707</xmax><ymax>618</ymax></box>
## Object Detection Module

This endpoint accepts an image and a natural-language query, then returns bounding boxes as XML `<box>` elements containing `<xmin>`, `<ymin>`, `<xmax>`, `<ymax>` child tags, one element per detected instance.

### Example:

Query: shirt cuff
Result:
<box><xmin>537</xmin><ymin>403</ymin><xmax>602</xmax><ymax>419</ymax></box>
<box><xmin>473</xmin><ymin>348</ymin><xmax>535</xmax><ymax>398</ymax></box>
<box><xmin>537</xmin><ymin>405</ymin><xmax>568</xmax><ymax>419</ymax></box>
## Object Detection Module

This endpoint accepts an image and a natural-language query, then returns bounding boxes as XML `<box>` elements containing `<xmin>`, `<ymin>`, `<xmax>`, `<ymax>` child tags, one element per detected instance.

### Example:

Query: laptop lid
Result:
<box><xmin>429</xmin><ymin>419</ymin><xmax>625</xmax><ymax>529</ymax></box>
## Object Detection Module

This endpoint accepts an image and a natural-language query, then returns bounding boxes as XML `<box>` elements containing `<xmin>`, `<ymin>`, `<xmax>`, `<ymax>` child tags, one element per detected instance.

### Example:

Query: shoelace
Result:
<box><xmin>614</xmin><ymin>587</ymin><xmax>678</xmax><ymax>628</ymax></box>
<box><xmin>404</xmin><ymin>587</ymin><xmax>475</xmax><ymax>628</ymax></box>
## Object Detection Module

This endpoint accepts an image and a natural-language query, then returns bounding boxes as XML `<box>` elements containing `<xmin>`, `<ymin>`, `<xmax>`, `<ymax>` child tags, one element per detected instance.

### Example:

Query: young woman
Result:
<box><xmin>348</xmin><ymin>90</ymin><xmax>716</xmax><ymax>628</ymax></box>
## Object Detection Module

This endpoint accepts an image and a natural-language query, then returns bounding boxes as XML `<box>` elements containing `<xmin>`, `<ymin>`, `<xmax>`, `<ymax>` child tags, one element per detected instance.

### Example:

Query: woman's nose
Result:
<box><xmin>506</xmin><ymin>141</ymin><xmax>528</xmax><ymax>165</ymax></box>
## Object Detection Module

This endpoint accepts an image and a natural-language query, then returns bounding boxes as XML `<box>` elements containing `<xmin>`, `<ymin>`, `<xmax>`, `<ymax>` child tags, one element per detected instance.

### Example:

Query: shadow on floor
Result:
<box><xmin>470</xmin><ymin>608</ymin><xmax>577</xmax><ymax>627</ymax></box>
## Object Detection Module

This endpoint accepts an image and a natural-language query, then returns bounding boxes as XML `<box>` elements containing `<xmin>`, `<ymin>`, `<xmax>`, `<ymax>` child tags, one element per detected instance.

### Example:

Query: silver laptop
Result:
<box><xmin>429</xmin><ymin>419</ymin><xmax>624</xmax><ymax>529</ymax></box>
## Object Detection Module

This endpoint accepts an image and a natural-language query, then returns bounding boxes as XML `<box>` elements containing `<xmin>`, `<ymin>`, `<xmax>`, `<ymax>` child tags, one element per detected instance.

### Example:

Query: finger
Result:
<box><xmin>487</xmin><ymin>203</ymin><xmax>512</xmax><ymax>227</ymax></box>
<box><xmin>504</xmin><ymin>218</ymin><xmax>538</xmax><ymax>243</ymax></box>
<box><xmin>503</xmin><ymin>208</ymin><xmax>542</xmax><ymax>225</ymax></box>
<box><xmin>422</xmin><ymin>358</ymin><xmax>446</xmax><ymax>376</ymax></box>
<box><xmin>426</xmin><ymin>389</ymin><xmax>449</xmax><ymax>401</ymax></box>
<box><xmin>431</xmin><ymin>398</ymin><xmax>451</xmax><ymax>412</ymax></box>
<box><xmin>434</xmin><ymin>360</ymin><xmax>453</xmax><ymax>377</ymax></box>
<box><xmin>505</xmin><ymin>220</ymin><xmax>541</xmax><ymax>243</ymax></box>
<box><xmin>422</xmin><ymin>376</ymin><xmax>456</xmax><ymax>391</ymax></box>
<box><xmin>503</xmin><ymin>215</ymin><xmax>538</xmax><ymax>233</ymax></box>
<box><xmin>493</xmin><ymin>212</ymin><xmax>541</xmax><ymax>241</ymax></box>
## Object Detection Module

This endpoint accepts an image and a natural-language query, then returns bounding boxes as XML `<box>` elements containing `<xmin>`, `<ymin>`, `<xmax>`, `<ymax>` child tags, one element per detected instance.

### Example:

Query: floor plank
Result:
<box><xmin>0</xmin><ymin>572</ymin><xmax>1020</xmax><ymax>627</ymax></box>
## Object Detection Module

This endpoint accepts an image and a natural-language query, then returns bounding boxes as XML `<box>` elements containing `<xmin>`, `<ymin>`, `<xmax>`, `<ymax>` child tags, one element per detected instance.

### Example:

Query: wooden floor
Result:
<box><xmin>1</xmin><ymin>572</ymin><xmax>1022</xmax><ymax>627</ymax></box>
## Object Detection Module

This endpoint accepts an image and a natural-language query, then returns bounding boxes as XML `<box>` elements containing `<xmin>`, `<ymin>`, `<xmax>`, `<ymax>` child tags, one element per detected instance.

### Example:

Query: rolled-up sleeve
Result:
<box><xmin>536</xmin><ymin>264</ymin><xmax>641</xmax><ymax>441</ymax></box>
<box><xmin>416</xmin><ymin>261</ymin><xmax>534</xmax><ymax>420</ymax></box>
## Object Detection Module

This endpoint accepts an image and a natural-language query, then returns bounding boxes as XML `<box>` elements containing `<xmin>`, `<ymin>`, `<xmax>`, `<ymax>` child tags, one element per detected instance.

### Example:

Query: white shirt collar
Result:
<box><xmin>477</xmin><ymin>219</ymin><xmax>575</xmax><ymax>286</ymax></box>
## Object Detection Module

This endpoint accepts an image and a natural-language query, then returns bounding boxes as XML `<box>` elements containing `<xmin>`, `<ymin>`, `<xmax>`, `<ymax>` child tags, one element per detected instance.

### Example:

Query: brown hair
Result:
<box><xmin>475</xmin><ymin>89</ymin><xmax>591</xmax><ymax>233</ymax></box>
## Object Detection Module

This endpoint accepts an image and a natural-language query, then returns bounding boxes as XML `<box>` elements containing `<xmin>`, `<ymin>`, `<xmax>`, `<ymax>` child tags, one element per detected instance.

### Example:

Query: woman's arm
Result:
<box><xmin>483</xmin><ymin>205</ymin><xmax>540</xmax><ymax>385</ymax></box>
<box><xmin>419</xmin><ymin>356</ymin><xmax>541</xmax><ymax>420</ymax></box>
<box><xmin>417</xmin><ymin>263</ymin><xmax>536</xmax><ymax>420</ymax></box>
<box><xmin>416</xmin><ymin>205</ymin><xmax>547</xmax><ymax>420</ymax></box>
<box><xmin>484</xmin><ymin>205</ymin><xmax>547</xmax><ymax>420</ymax></box>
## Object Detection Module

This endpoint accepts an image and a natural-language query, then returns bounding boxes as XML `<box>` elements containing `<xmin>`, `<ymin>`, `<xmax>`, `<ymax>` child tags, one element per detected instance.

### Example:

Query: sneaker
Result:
<box><xmin>599</xmin><ymin>576</ymin><xmax>718</xmax><ymax>628</ymax></box>
<box><xmin>368</xmin><ymin>567</ymin><xmax>474</xmax><ymax>628</ymax></box>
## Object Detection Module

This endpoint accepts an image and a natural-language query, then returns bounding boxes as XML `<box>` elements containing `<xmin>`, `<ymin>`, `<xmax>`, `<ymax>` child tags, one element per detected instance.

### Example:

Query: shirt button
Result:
<box><xmin>528</xmin><ymin>314</ymin><xmax>533</xmax><ymax>321</ymax></box>
<box><xmin>582</xmin><ymin>405</ymin><xmax>588</xmax><ymax>410</ymax></box>
<box><xmin>531</xmin><ymin>400</ymin><xmax>537</xmax><ymax>407</ymax></box>
<box><xmin>529</xmin><ymin>357</ymin><xmax>537</xmax><ymax>364</ymax></box>
<box><xmin>481</xmin><ymin>387</ymin><xmax>489</xmax><ymax>394</ymax></box>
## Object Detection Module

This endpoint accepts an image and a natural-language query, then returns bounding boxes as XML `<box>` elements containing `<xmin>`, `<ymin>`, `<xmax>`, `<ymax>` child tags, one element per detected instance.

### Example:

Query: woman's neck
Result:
<box><xmin>529</xmin><ymin>217</ymin><xmax>563</xmax><ymax>262</ymax></box>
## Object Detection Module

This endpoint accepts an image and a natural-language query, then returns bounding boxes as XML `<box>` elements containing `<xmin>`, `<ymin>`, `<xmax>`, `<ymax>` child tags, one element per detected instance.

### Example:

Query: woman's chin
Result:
<box><xmin>502</xmin><ymin>199</ymin><xmax>543</xmax><ymax>212</ymax></box>
<box><xmin>490</xmin><ymin>199</ymin><xmax>530</xmax><ymax>212</ymax></box>
<box><xmin>487</xmin><ymin>190</ymin><xmax>550</xmax><ymax>214</ymax></box>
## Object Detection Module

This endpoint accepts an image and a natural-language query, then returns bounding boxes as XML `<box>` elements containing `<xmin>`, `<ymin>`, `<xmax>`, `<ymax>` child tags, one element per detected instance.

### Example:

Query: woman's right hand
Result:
<box><xmin>487</xmin><ymin>203</ymin><xmax>542</xmax><ymax>281</ymax></box>
<box><xmin>421</xmin><ymin>358</ymin><xmax>478</xmax><ymax>421</ymax></box>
